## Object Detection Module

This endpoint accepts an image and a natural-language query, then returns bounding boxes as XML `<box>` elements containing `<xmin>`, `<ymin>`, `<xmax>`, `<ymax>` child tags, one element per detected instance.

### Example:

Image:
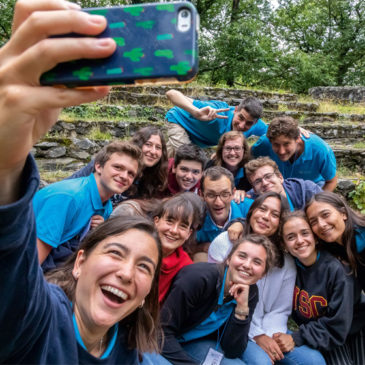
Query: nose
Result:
<box><xmin>261</xmin><ymin>210</ymin><xmax>270</xmax><ymax>220</ymax></box>
<box><xmin>151</xmin><ymin>145</ymin><xmax>157</xmax><ymax>155</ymax></box>
<box><xmin>278</xmin><ymin>146</ymin><xmax>286</xmax><ymax>155</ymax></box>
<box><xmin>117</xmin><ymin>260</ymin><xmax>134</xmax><ymax>284</ymax></box>
<box><xmin>169</xmin><ymin>223</ymin><xmax>179</xmax><ymax>234</ymax></box>
<box><xmin>186</xmin><ymin>171</ymin><xmax>193</xmax><ymax>179</ymax></box>
<box><xmin>318</xmin><ymin>217</ymin><xmax>327</xmax><ymax>228</ymax></box>
<box><xmin>119</xmin><ymin>169</ymin><xmax>128</xmax><ymax>180</ymax></box>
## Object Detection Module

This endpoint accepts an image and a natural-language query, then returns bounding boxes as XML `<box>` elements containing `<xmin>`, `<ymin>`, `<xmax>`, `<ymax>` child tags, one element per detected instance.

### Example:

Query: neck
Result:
<box><xmin>74</xmin><ymin>304</ymin><xmax>108</xmax><ymax>357</ymax></box>
<box><xmin>93</xmin><ymin>172</ymin><xmax>114</xmax><ymax>203</ymax></box>
<box><xmin>225</xmin><ymin>164</ymin><xmax>238</xmax><ymax>173</ymax></box>
<box><xmin>299</xmin><ymin>250</ymin><xmax>318</xmax><ymax>267</ymax></box>
<box><xmin>290</xmin><ymin>140</ymin><xmax>304</xmax><ymax>163</ymax></box>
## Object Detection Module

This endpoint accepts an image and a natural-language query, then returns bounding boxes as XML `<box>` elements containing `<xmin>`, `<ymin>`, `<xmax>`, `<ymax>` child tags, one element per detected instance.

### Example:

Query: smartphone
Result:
<box><xmin>40</xmin><ymin>1</ymin><xmax>199</xmax><ymax>87</ymax></box>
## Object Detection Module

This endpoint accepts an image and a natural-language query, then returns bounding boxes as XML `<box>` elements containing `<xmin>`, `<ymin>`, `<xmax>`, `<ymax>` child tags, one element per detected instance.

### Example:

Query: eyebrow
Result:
<box><xmin>104</xmin><ymin>242</ymin><xmax>157</xmax><ymax>269</ymax></box>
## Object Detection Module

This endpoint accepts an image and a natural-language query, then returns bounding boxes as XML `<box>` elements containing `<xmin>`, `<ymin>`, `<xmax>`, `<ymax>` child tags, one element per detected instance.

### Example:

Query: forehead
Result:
<box><xmin>96</xmin><ymin>229</ymin><xmax>159</xmax><ymax>263</ymax></box>
<box><xmin>283</xmin><ymin>217</ymin><xmax>310</xmax><ymax>232</ymax></box>
<box><xmin>145</xmin><ymin>134</ymin><xmax>161</xmax><ymax>145</ymax></box>
<box><xmin>176</xmin><ymin>159</ymin><xmax>202</xmax><ymax>170</ymax></box>
<box><xmin>251</xmin><ymin>165</ymin><xmax>275</xmax><ymax>178</ymax></box>
<box><xmin>236</xmin><ymin>108</ymin><xmax>253</xmax><ymax>120</ymax></box>
<box><xmin>235</xmin><ymin>241</ymin><xmax>267</xmax><ymax>259</ymax></box>
<box><xmin>256</xmin><ymin>196</ymin><xmax>281</xmax><ymax>211</ymax></box>
<box><xmin>204</xmin><ymin>176</ymin><xmax>232</xmax><ymax>191</ymax></box>
<box><xmin>307</xmin><ymin>201</ymin><xmax>338</xmax><ymax>216</ymax></box>
<box><xmin>107</xmin><ymin>152</ymin><xmax>138</xmax><ymax>170</ymax></box>
<box><xmin>271</xmin><ymin>135</ymin><xmax>296</xmax><ymax>145</ymax></box>
<box><xmin>224</xmin><ymin>137</ymin><xmax>243</xmax><ymax>146</ymax></box>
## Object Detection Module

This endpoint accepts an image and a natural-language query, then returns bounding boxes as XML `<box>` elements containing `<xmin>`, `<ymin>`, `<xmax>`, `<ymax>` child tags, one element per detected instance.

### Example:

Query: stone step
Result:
<box><xmin>108</xmin><ymin>85</ymin><xmax>299</xmax><ymax>102</ymax></box>
<box><xmin>62</xmin><ymin>104</ymin><xmax>365</xmax><ymax>126</ymax></box>
<box><xmin>105</xmin><ymin>91</ymin><xmax>319</xmax><ymax>112</ymax></box>
<box><xmin>34</xmin><ymin>135</ymin><xmax>365</xmax><ymax>174</ymax></box>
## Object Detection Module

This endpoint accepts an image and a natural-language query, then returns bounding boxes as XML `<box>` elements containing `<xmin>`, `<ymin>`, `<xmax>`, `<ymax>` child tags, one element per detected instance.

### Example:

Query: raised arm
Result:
<box><xmin>0</xmin><ymin>0</ymin><xmax>116</xmax><ymax>205</ymax></box>
<box><xmin>166</xmin><ymin>89</ymin><xmax>229</xmax><ymax>122</ymax></box>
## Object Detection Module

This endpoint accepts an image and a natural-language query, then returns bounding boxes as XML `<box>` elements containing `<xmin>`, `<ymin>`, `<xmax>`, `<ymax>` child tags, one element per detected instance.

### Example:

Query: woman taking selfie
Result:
<box><xmin>279</xmin><ymin>211</ymin><xmax>365</xmax><ymax>365</ymax></box>
<box><xmin>160</xmin><ymin>235</ymin><xmax>277</xmax><ymax>365</ymax></box>
<box><xmin>305</xmin><ymin>191</ymin><xmax>365</xmax><ymax>291</ymax></box>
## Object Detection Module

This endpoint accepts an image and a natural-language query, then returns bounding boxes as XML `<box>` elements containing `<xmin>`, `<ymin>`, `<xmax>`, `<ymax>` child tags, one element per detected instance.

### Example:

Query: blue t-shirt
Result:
<box><xmin>33</xmin><ymin>174</ymin><xmax>112</xmax><ymax>248</ymax></box>
<box><xmin>197</xmin><ymin>199</ymin><xmax>254</xmax><ymax>243</ymax></box>
<box><xmin>355</xmin><ymin>227</ymin><xmax>365</xmax><ymax>253</ymax></box>
<box><xmin>165</xmin><ymin>99</ymin><xmax>267</xmax><ymax>147</ymax></box>
<box><xmin>251</xmin><ymin>134</ymin><xmax>336</xmax><ymax>184</ymax></box>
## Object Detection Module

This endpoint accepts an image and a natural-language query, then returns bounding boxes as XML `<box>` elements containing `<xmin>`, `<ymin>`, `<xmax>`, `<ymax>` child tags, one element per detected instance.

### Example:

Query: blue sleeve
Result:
<box><xmin>193</xmin><ymin>99</ymin><xmax>230</xmax><ymax>111</ymax></box>
<box><xmin>66</xmin><ymin>160</ymin><xmax>94</xmax><ymax>180</ymax></box>
<box><xmin>317</xmin><ymin>143</ymin><xmax>337</xmax><ymax>181</ymax></box>
<box><xmin>251</xmin><ymin>135</ymin><xmax>272</xmax><ymax>158</ymax></box>
<box><xmin>33</xmin><ymin>191</ymin><xmax>76</xmax><ymax>247</ymax></box>
<box><xmin>244</xmin><ymin>119</ymin><xmax>268</xmax><ymax>138</ymax></box>
<box><xmin>0</xmin><ymin>156</ymin><xmax>54</xmax><ymax>361</ymax></box>
<box><xmin>240</xmin><ymin>198</ymin><xmax>254</xmax><ymax>217</ymax></box>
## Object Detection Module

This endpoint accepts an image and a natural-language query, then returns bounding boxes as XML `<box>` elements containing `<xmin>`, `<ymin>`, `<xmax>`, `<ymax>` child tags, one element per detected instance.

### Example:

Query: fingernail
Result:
<box><xmin>89</xmin><ymin>15</ymin><xmax>106</xmax><ymax>25</ymax></box>
<box><xmin>67</xmin><ymin>1</ymin><xmax>81</xmax><ymax>9</ymax></box>
<box><xmin>96</xmin><ymin>38</ymin><xmax>114</xmax><ymax>48</ymax></box>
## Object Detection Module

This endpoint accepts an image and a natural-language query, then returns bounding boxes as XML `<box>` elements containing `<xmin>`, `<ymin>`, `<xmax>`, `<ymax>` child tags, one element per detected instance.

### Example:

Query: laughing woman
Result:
<box><xmin>0</xmin><ymin>1</ymin><xmax>164</xmax><ymax>363</ymax></box>
<box><xmin>305</xmin><ymin>191</ymin><xmax>365</xmax><ymax>291</ymax></box>
<box><xmin>279</xmin><ymin>211</ymin><xmax>365</xmax><ymax>365</ymax></box>
<box><xmin>160</xmin><ymin>235</ymin><xmax>277</xmax><ymax>365</ymax></box>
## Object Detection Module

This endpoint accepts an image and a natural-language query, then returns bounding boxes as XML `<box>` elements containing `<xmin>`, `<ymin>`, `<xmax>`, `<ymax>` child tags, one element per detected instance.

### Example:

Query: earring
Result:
<box><xmin>73</xmin><ymin>271</ymin><xmax>79</xmax><ymax>279</ymax></box>
<box><xmin>139</xmin><ymin>299</ymin><xmax>145</xmax><ymax>308</ymax></box>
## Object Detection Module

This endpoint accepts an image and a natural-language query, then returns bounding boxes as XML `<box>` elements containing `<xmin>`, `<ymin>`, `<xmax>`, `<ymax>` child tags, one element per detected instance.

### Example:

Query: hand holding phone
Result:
<box><xmin>41</xmin><ymin>2</ymin><xmax>199</xmax><ymax>87</ymax></box>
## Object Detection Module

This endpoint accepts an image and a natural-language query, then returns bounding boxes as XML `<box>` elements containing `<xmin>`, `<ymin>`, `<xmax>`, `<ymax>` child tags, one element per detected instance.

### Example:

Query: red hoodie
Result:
<box><xmin>159</xmin><ymin>246</ymin><xmax>193</xmax><ymax>303</ymax></box>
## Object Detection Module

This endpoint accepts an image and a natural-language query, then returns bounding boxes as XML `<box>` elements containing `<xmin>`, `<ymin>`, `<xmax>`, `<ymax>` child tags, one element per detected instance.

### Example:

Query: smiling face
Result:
<box><xmin>249</xmin><ymin>196</ymin><xmax>281</xmax><ymax>237</ymax></box>
<box><xmin>222</xmin><ymin>136</ymin><xmax>244</xmax><ymax>171</ymax></box>
<box><xmin>141</xmin><ymin>134</ymin><xmax>162</xmax><ymax>167</ymax></box>
<box><xmin>271</xmin><ymin>135</ymin><xmax>301</xmax><ymax>161</ymax></box>
<box><xmin>73</xmin><ymin>229</ymin><xmax>159</xmax><ymax>333</ymax></box>
<box><xmin>172</xmin><ymin>160</ymin><xmax>203</xmax><ymax>192</ymax></box>
<box><xmin>154</xmin><ymin>213</ymin><xmax>192</xmax><ymax>257</ymax></box>
<box><xmin>94</xmin><ymin>152</ymin><xmax>139</xmax><ymax>201</ymax></box>
<box><xmin>232</xmin><ymin>108</ymin><xmax>256</xmax><ymax>132</ymax></box>
<box><xmin>227</xmin><ymin>241</ymin><xmax>267</xmax><ymax>285</ymax></box>
<box><xmin>283</xmin><ymin>217</ymin><xmax>317</xmax><ymax>266</ymax></box>
<box><xmin>249</xmin><ymin>165</ymin><xmax>284</xmax><ymax>195</ymax></box>
<box><xmin>203</xmin><ymin>176</ymin><xmax>234</xmax><ymax>226</ymax></box>
<box><xmin>306</xmin><ymin>201</ymin><xmax>347</xmax><ymax>245</ymax></box>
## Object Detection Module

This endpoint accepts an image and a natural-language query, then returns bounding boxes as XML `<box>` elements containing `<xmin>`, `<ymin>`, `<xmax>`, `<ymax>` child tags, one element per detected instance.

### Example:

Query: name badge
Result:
<box><xmin>202</xmin><ymin>347</ymin><xmax>224</xmax><ymax>365</ymax></box>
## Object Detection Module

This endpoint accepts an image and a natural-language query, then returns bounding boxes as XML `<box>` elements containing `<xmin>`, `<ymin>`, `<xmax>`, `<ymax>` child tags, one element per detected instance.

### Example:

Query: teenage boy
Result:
<box><xmin>194</xmin><ymin>166</ymin><xmax>254</xmax><ymax>261</ymax></box>
<box><xmin>245</xmin><ymin>157</ymin><xmax>322</xmax><ymax>210</ymax></box>
<box><xmin>166</xmin><ymin>143</ymin><xmax>207</xmax><ymax>195</ymax></box>
<box><xmin>251</xmin><ymin>116</ymin><xmax>337</xmax><ymax>191</ymax></box>
<box><xmin>165</xmin><ymin>89</ymin><xmax>267</xmax><ymax>156</ymax></box>
<box><xmin>33</xmin><ymin>141</ymin><xmax>142</xmax><ymax>271</ymax></box>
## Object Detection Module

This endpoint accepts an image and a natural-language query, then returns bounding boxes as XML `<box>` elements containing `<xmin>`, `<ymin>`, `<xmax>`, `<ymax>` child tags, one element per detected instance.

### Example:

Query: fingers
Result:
<box><xmin>4</xmin><ymin>37</ymin><xmax>116</xmax><ymax>85</ymax></box>
<box><xmin>12</xmin><ymin>0</ymin><xmax>80</xmax><ymax>32</ymax></box>
<box><xmin>215</xmin><ymin>108</ymin><xmax>229</xmax><ymax>119</ymax></box>
<box><xmin>9</xmin><ymin>10</ymin><xmax>108</xmax><ymax>57</ymax></box>
<box><xmin>233</xmin><ymin>190</ymin><xmax>246</xmax><ymax>203</ymax></box>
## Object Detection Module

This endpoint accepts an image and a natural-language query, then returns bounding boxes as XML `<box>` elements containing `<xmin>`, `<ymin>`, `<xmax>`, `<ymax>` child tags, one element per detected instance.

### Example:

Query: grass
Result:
<box><xmin>40</xmin><ymin>170</ymin><xmax>70</xmax><ymax>183</ymax></box>
<box><xmin>317</xmin><ymin>101</ymin><xmax>365</xmax><ymax>115</ymax></box>
<box><xmin>352</xmin><ymin>141</ymin><xmax>365</xmax><ymax>149</ymax></box>
<box><xmin>86</xmin><ymin>126</ymin><xmax>112</xmax><ymax>140</ymax></box>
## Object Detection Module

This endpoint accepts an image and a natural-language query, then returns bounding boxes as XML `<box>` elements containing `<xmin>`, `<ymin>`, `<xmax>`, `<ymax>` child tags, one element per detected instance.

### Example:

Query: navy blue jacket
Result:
<box><xmin>0</xmin><ymin>155</ymin><xmax>138</xmax><ymax>364</ymax></box>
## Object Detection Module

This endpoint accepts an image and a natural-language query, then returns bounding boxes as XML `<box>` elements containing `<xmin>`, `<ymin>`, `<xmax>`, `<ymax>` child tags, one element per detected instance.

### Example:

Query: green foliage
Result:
<box><xmin>349</xmin><ymin>181</ymin><xmax>365</xmax><ymax>214</ymax></box>
<box><xmin>0</xmin><ymin>0</ymin><xmax>15</xmax><ymax>46</ymax></box>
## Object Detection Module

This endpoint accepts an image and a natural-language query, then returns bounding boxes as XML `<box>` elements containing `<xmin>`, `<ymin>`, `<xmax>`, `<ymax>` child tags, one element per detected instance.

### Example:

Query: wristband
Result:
<box><xmin>235</xmin><ymin>308</ymin><xmax>249</xmax><ymax>317</ymax></box>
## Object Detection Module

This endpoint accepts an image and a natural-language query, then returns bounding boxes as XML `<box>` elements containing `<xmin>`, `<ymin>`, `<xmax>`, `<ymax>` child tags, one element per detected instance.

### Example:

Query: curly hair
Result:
<box><xmin>267</xmin><ymin>116</ymin><xmax>300</xmax><ymax>142</ymax></box>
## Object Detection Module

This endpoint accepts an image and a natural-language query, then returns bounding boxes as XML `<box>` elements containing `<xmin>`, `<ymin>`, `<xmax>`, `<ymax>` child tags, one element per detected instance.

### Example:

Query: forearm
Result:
<box><xmin>322</xmin><ymin>175</ymin><xmax>337</xmax><ymax>192</ymax></box>
<box><xmin>165</xmin><ymin>89</ymin><xmax>198</xmax><ymax>116</ymax></box>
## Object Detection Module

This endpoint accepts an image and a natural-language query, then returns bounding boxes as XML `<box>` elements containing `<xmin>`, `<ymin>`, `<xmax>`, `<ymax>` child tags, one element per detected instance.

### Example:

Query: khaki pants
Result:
<box><xmin>166</xmin><ymin>122</ymin><xmax>192</xmax><ymax>158</ymax></box>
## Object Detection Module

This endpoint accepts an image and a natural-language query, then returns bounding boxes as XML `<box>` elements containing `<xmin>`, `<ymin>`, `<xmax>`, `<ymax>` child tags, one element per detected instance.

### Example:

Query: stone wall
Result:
<box><xmin>309</xmin><ymin>86</ymin><xmax>365</xmax><ymax>103</ymax></box>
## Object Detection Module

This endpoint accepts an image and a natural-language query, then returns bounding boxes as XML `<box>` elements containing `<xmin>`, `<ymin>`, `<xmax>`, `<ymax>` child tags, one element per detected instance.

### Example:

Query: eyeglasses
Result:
<box><xmin>223</xmin><ymin>146</ymin><xmax>243</xmax><ymax>153</ymax></box>
<box><xmin>204</xmin><ymin>191</ymin><xmax>232</xmax><ymax>201</ymax></box>
<box><xmin>252</xmin><ymin>172</ymin><xmax>277</xmax><ymax>187</ymax></box>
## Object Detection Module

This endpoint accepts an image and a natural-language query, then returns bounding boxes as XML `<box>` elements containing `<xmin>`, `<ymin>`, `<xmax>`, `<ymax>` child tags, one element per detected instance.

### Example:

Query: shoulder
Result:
<box><xmin>306</xmin><ymin>134</ymin><xmax>333</xmax><ymax>152</ymax></box>
<box><xmin>193</xmin><ymin>99</ymin><xmax>230</xmax><ymax>109</ymax></box>
<box><xmin>252</xmin><ymin>135</ymin><xmax>271</xmax><ymax>150</ymax></box>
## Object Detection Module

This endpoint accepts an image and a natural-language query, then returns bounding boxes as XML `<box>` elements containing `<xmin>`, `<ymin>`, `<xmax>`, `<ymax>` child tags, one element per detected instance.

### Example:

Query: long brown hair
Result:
<box><xmin>305</xmin><ymin>191</ymin><xmax>365</xmax><ymax>275</ymax></box>
<box><xmin>46</xmin><ymin>216</ymin><xmax>163</xmax><ymax>353</ymax></box>
<box><xmin>131</xmin><ymin>127</ymin><xmax>168</xmax><ymax>198</ymax></box>
<box><xmin>244</xmin><ymin>192</ymin><xmax>289</xmax><ymax>268</ymax></box>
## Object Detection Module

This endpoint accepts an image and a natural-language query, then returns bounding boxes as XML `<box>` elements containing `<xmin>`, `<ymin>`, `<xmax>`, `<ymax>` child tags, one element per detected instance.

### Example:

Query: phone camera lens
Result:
<box><xmin>181</xmin><ymin>10</ymin><xmax>189</xmax><ymax>18</ymax></box>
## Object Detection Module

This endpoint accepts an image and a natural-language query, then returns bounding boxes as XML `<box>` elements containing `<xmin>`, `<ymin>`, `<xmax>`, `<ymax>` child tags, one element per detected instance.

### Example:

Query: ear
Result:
<box><xmin>278</xmin><ymin>173</ymin><xmax>284</xmax><ymax>184</ymax></box>
<box><xmin>232</xmin><ymin>187</ymin><xmax>236</xmax><ymax>198</ymax></box>
<box><xmin>172</xmin><ymin>164</ymin><xmax>177</xmax><ymax>174</ymax></box>
<box><xmin>94</xmin><ymin>162</ymin><xmax>102</xmax><ymax>175</ymax></box>
<box><xmin>153</xmin><ymin>216</ymin><xmax>160</xmax><ymax>225</ymax></box>
<box><xmin>72</xmin><ymin>250</ymin><xmax>86</xmax><ymax>280</ymax></box>
<box><xmin>342</xmin><ymin>213</ymin><xmax>348</xmax><ymax>221</ymax></box>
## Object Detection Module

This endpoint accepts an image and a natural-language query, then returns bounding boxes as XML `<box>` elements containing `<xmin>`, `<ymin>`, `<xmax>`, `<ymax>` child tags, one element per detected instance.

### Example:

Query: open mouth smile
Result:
<box><xmin>101</xmin><ymin>285</ymin><xmax>129</xmax><ymax>305</ymax></box>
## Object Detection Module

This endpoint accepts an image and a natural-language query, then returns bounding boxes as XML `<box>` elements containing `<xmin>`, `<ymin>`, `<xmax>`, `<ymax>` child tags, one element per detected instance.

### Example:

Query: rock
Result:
<box><xmin>45</xmin><ymin>146</ymin><xmax>66</xmax><ymax>158</ymax></box>
<box><xmin>336</xmin><ymin>179</ymin><xmax>356</xmax><ymax>198</ymax></box>
<box><xmin>309</xmin><ymin>86</ymin><xmax>365</xmax><ymax>103</ymax></box>
<box><xmin>69</xmin><ymin>150</ymin><xmax>90</xmax><ymax>160</ymax></box>
<box><xmin>35</xmin><ymin>141</ymin><xmax>59</xmax><ymax>149</ymax></box>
